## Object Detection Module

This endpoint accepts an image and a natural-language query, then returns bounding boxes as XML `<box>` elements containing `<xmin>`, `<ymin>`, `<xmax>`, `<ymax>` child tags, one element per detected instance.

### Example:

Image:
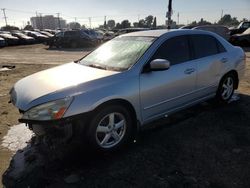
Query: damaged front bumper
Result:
<box><xmin>19</xmin><ymin>113</ymin><xmax>89</xmax><ymax>143</ymax></box>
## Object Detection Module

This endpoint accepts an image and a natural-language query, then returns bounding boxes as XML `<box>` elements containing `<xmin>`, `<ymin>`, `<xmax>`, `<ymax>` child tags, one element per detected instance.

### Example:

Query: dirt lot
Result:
<box><xmin>0</xmin><ymin>44</ymin><xmax>250</xmax><ymax>188</ymax></box>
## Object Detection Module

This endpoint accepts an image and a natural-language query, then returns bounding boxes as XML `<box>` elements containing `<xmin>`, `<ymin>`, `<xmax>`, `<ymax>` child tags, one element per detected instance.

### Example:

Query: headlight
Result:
<box><xmin>22</xmin><ymin>97</ymin><xmax>73</xmax><ymax>121</ymax></box>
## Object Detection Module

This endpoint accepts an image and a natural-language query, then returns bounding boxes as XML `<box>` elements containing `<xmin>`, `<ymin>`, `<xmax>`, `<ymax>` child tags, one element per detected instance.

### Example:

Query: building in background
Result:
<box><xmin>30</xmin><ymin>15</ymin><xmax>66</xmax><ymax>29</ymax></box>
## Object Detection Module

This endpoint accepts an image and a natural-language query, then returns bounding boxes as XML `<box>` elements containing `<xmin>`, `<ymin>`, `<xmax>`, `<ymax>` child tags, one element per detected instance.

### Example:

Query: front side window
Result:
<box><xmin>80</xmin><ymin>36</ymin><xmax>155</xmax><ymax>71</ymax></box>
<box><xmin>152</xmin><ymin>35</ymin><xmax>190</xmax><ymax>65</ymax></box>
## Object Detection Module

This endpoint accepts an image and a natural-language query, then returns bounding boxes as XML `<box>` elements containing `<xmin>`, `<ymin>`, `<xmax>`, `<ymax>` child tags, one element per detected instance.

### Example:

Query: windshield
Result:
<box><xmin>243</xmin><ymin>28</ymin><xmax>250</xmax><ymax>34</ymax></box>
<box><xmin>32</xmin><ymin>32</ymin><xmax>44</xmax><ymax>36</ymax></box>
<box><xmin>0</xmin><ymin>34</ymin><xmax>15</xmax><ymax>38</ymax></box>
<box><xmin>16</xmin><ymin>33</ymin><xmax>28</xmax><ymax>37</ymax></box>
<box><xmin>80</xmin><ymin>36</ymin><xmax>155</xmax><ymax>71</ymax></box>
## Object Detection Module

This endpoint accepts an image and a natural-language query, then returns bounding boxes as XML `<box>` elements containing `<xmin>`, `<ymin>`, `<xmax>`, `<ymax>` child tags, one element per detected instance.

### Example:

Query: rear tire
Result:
<box><xmin>216</xmin><ymin>73</ymin><xmax>236</xmax><ymax>103</ymax></box>
<box><xmin>87</xmin><ymin>105</ymin><xmax>133</xmax><ymax>152</ymax></box>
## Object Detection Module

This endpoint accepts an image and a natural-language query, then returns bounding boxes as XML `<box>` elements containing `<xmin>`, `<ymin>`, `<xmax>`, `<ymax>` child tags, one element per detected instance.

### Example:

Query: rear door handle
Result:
<box><xmin>221</xmin><ymin>58</ymin><xmax>228</xmax><ymax>63</ymax></box>
<box><xmin>184</xmin><ymin>68</ymin><xmax>195</xmax><ymax>74</ymax></box>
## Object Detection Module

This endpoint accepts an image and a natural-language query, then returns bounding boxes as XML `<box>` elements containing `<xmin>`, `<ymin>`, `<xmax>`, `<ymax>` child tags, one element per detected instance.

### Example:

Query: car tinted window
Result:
<box><xmin>191</xmin><ymin>35</ymin><xmax>220</xmax><ymax>59</ymax></box>
<box><xmin>217</xmin><ymin>40</ymin><xmax>226</xmax><ymax>53</ymax></box>
<box><xmin>152</xmin><ymin>35</ymin><xmax>190</xmax><ymax>65</ymax></box>
<box><xmin>242</xmin><ymin>22</ymin><xmax>250</xmax><ymax>29</ymax></box>
<box><xmin>55</xmin><ymin>32</ymin><xmax>63</xmax><ymax>37</ymax></box>
<box><xmin>64</xmin><ymin>31</ymin><xmax>79</xmax><ymax>37</ymax></box>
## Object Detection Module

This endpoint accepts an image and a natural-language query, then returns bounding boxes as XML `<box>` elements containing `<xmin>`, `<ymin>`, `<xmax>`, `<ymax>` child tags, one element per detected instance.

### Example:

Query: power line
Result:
<box><xmin>1</xmin><ymin>8</ymin><xmax>8</xmax><ymax>26</ymax></box>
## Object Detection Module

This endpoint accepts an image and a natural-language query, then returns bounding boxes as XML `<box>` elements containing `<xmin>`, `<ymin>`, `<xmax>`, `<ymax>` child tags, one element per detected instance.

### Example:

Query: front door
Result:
<box><xmin>140</xmin><ymin>35</ymin><xmax>197</xmax><ymax>123</ymax></box>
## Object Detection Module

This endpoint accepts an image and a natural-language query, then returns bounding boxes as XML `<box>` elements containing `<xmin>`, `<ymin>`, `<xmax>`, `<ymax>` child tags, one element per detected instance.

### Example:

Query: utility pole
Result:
<box><xmin>221</xmin><ymin>9</ymin><xmax>224</xmax><ymax>19</ymax></box>
<box><xmin>166</xmin><ymin>0</ymin><xmax>173</xmax><ymax>29</ymax></box>
<box><xmin>56</xmin><ymin>13</ymin><xmax>61</xmax><ymax>29</ymax></box>
<box><xmin>177</xmin><ymin>12</ymin><xmax>179</xmax><ymax>25</ymax></box>
<box><xmin>104</xmin><ymin>16</ymin><xmax>106</xmax><ymax>29</ymax></box>
<box><xmin>39</xmin><ymin>13</ymin><xmax>43</xmax><ymax>29</ymax></box>
<box><xmin>138</xmin><ymin>14</ymin><xmax>140</xmax><ymax>22</ymax></box>
<box><xmin>89</xmin><ymin>17</ymin><xmax>92</xmax><ymax>28</ymax></box>
<box><xmin>1</xmin><ymin>8</ymin><xmax>8</xmax><ymax>26</ymax></box>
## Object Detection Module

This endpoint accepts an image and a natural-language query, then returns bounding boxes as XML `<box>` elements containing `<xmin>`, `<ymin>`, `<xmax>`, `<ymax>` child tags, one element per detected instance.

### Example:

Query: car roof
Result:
<box><xmin>193</xmin><ymin>25</ymin><xmax>228</xmax><ymax>29</ymax></box>
<box><xmin>123</xmin><ymin>29</ymin><xmax>214</xmax><ymax>38</ymax></box>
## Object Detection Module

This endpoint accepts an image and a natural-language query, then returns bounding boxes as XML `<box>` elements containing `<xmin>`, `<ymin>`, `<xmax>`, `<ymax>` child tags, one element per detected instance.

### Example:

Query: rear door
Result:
<box><xmin>190</xmin><ymin>34</ymin><xmax>227</xmax><ymax>98</ymax></box>
<box><xmin>140</xmin><ymin>35</ymin><xmax>197</xmax><ymax>122</ymax></box>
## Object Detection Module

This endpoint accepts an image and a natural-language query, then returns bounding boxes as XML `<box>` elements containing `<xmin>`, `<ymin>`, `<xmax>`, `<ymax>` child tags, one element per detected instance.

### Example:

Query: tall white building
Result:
<box><xmin>30</xmin><ymin>15</ymin><xmax>66</xmax><ymax>29</ymax></box>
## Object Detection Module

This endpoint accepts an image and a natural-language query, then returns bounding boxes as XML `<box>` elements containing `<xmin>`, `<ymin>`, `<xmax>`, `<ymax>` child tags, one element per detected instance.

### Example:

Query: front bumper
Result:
<box><xmin>19</xmin><ymin>112</ymin><xmax>90</xmax><ymax>141</ymax></box>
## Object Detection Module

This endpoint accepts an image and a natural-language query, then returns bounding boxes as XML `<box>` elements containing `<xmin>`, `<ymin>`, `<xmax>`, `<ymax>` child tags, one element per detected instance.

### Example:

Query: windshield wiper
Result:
<box><xmin>88</xmin><ymin>64</ymin><xmax>107</xmax><ymax>70</ymax></box>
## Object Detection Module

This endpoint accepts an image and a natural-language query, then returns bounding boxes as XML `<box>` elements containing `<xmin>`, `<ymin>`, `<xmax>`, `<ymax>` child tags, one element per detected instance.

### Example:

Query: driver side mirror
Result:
<box><xmin>150</xmin><ymin>59</ymin><xmax>170</xmax><ymax>71</ymax></box>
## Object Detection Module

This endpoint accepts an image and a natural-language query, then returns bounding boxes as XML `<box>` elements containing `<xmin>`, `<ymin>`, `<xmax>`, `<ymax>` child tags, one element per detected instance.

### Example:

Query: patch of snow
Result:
<box><xmin>1</xmin><ymin>123</ymin><xmax>34</xmax><ymax>152</ymax></box>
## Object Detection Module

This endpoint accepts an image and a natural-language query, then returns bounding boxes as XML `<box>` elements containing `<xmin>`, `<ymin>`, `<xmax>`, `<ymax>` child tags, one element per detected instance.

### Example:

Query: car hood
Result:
<box><xmin>229</xmin><ymin>28</ymin><xmax>237</xmax><ymax>31</ymax></box>
<box><xmin>11</xmin><ymin>62</ymin><xmax>119</xmax><ymax>111</ymax></box>
<box><xmin>233</xmin><ymin>33</ymin><xmax>250</xmax><ymax>37</ymax></box>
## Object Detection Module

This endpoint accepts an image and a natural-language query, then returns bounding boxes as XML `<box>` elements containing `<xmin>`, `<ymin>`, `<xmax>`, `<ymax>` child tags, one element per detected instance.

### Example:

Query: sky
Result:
<box><xmin>0</xmin><ymin>0</ymin><xmax>249</xmax><ymax>28</ymax></box>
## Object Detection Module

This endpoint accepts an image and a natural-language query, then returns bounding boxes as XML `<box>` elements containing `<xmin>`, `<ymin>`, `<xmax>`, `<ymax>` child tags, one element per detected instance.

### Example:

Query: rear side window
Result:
<box><xmin>191</xmin><ymin>35</ymin><xmax>225</xmax><ymax>59</ymax></box>
<box><xmin>217</xmin><ymin>40</ymin><xmax>226</xmax><ymax>53</ymax></box>
<box><xmin>152</xmin><ymin>35</ymin><xmax>190</xmax><ymax>65</ymax></box>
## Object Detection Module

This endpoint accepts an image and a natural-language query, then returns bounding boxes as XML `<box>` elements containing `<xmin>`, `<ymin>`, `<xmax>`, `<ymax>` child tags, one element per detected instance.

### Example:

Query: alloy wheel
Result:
<box><xmin>221</xmin><ymin>76</ymin><xmax>234</xmax><ymax>100</ymax></box>
<box><xmin>95</xmin><ymin>112</ymin><xmax>126</xmax><ymax>148</ymax></box>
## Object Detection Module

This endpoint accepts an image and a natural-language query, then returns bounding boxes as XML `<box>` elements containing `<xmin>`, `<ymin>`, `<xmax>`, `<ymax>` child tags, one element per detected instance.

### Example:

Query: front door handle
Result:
<box><xmin>184</xmin><ymin>68</ymin><xmax>195</xmax><ymax>74</ymax></box>
<box><xmin>221</xmin><ymin>58</ymin><xmax>228</xmax><ymax>63</ymax></box>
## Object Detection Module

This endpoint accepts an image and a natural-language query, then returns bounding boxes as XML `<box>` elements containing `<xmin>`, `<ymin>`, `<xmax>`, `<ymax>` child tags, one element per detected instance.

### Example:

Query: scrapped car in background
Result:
<box><xmin>179</xmin><ymin>25</ymin><xmax>196</xmax><ymax>29</ymax></box>
<box><xmin>38</xmin><ymin>31</ymin><xmax>54</xmax><ymax>38</ymax></box>
<box><xmin>0</xmin><ymin>37</ymin><xmax>6</xmax><ymax>47</ymax></box>
<box><xmin>0</xmin><ymin>33</ymin><xmax>19</xmax><ymax>45</ymax></box>
<box><xmin>193</xmin><ymin>25</ymin><xmax>231</xmax><ymax>41</ymax></box>
<box><xmin>10</xmin><ymin>29</ymin><xmax>246</xmax><ymax>152</ymax></box>
<box><xmin>230</xmin><ymin>28</ymin><xmax>250</xmax><ymax>46</ymax></box>
<box><xmin>49</xmin><ymin>29</ymin><xmax>98</xmax><ymax>48</ymax></box>
<box><xmin>95</xmin><ymin>30</ymin><xmax>105</xmax><ymax>41</ymax></box>
<box><xmin>11</xmin><ymin>32</ymin><xmax>36</xmax><ymax>45</ymax></box>
<box><xmin>116</xmin><ymin>28</ymin><xmax>150</xmax><ymax>36</ymax></box>
<box><xmin>230</xmin><ymin>21</ymin><xmax>250</xmax><ymax>35</ymax></box>
<box><xmin>23</xmin><ymin>30</ymin><xmax>49</xmax><ymax>43</ymax></box>
<box><xmin>103</xmin><ymin>31</ymin><xmax>115</xmax><ymax>41</ymax></box>
<box><xmin>43</xmin><ymin>29</ymin><xmax>57</xmax><ymax>35</ymax></box>
<box><xmin>83</xmin><ymin>29</ymin><xmax>103</xmax><ymax>44</ymax></box>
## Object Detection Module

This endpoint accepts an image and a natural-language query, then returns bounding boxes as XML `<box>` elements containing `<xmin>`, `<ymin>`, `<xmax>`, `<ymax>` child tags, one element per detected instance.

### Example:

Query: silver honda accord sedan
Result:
<box><xmin>10</xmin><ymin>29</ymin><xmax>246</xmax><ymax>152</ymax></box>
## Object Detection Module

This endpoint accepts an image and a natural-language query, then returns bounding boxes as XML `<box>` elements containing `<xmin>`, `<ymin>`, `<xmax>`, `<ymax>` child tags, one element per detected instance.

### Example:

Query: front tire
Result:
<box><xmin>216</xmin><ymin>73</ymin><xmax>236</xmax><ymax>103</ymax></box>
<box><xmin>87</xmin><ymin>105</ymin><xmax>133</xmax><ymax>152</ymax></box>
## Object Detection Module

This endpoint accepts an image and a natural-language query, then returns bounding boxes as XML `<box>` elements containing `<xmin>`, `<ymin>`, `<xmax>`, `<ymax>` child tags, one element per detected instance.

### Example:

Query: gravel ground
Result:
<box><xmin>0</xmin><ymin>45</ymin><xmax>250</xmax><ymax>188</ymax></box>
